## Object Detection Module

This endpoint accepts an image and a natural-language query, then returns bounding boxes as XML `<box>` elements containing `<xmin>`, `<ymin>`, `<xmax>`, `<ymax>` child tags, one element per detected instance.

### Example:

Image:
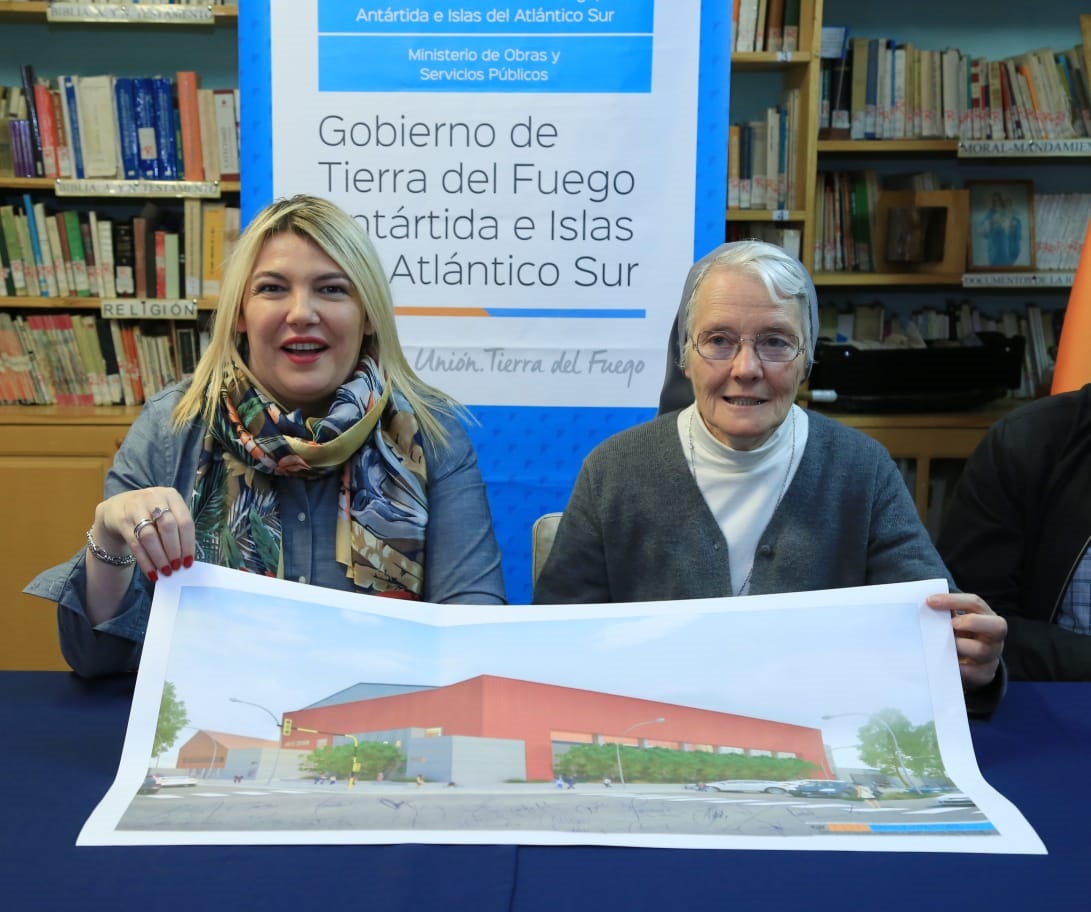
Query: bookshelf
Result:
<box><xmin>0</xmin><ymin>2</ymin><xmax>238</xmax><ymax>670</ymax></box>
<box><xmin>727</xmin><ymin>0</ymin><xmax>823</xmax><ymax>263</ymax></box>
<box><xmin>817</xmin><ymin>403</ymin><xmax>1018</xmax><ymax>533</ymax></box>
<box><xmin>734</xmin><ymin>3</ymin><xmax>1076</xmax><ymax>536</ymax></box>
<box><xmin>809</xmin><ymin>0</ymin><xmax>1091</xmax><ymax>300</ymax></box>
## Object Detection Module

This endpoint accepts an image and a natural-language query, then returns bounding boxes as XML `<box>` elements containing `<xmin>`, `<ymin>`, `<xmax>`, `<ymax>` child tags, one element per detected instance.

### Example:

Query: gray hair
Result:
<box><xmin>677</xmin><ymin>239</ymin><xmax>819</xmax><ymax>372</ymax></box>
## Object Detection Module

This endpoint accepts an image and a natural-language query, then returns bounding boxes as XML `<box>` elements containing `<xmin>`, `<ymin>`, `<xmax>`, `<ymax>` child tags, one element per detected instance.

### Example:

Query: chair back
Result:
<box><xmin>531</xmin><ymin>512</ymin><xmax>563</xmax><ymax>586</ymax></box>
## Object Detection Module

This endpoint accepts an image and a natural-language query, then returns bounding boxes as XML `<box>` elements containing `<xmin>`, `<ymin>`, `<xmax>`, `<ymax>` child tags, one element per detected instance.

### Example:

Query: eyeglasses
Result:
<box><xmin>691</xmin><ymin>330</ymin><xmax>803</xmax><ymax>363</ymax></box>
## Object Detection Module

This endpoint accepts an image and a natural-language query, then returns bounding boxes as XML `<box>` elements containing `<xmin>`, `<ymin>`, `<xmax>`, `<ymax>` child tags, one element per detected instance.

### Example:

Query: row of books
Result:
<box><xmin>0</xmin><ymin>311</ymin><xmax>209</xmax><ymax>407</ymax></box>
<box><xmin>0</xmin><ymin>196</ymin><xmax>241</xmax><ymax>300</ymax></box>
<box><xmin>1032</xmin><ymin>193</ymin><xmax>1091</xmax><ymax>272</ymax></box>
<box><xmin>733</xmin><ymin>0</ymin><xmax>803</xmax><ymax>54</ymax></box>
<box><xmin>818</xmin><ymin>299</ymin><xmax>1058</xmax><ymax>398</ymax></box>
<box><xmin>811</xmin><ymin>168</ymin><xmax>1091</xmax><ymax>276</ymax></box>
<box><xmin>813</xmin><ymin>170</ymin><xmax>879</xmax><ymax>274</ymax></box>
<box><xmin>0</xmin><ymin>66</ymin><xmax>240</xmax><ymax>182</ymax></box>
<box><xmin>727</xmin><ymin>88</ymin><xmax>801</xmax><ymax>210</ymax></box>
<box><xmin>819</xmin><ymin>34</ymin><xmax>1091</xmax><ymax>142</ymax></box>
<box><xmin>726</xmin><ymin>222</ymin><xmax>802</xmax><ymax>262</ymax></box>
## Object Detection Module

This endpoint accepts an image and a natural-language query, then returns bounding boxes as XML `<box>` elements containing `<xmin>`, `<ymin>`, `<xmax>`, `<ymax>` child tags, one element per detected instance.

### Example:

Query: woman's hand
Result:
<box><xmin>92</xmin><ymin>487</ymin><xmax>195</xmax><ymax>583</ymax></box>
<box><xmin>927</xmin><ymin>592</ymin><xmax>1007</xmax><ymax>691</ymax></box>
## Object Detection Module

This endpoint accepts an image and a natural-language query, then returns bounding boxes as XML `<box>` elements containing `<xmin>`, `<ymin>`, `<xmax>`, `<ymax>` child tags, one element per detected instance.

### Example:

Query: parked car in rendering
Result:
<box><xmin>705</xmin><ymin>779</ymin><xmax>792</xmax><ymax>794</ymax></box>
<box><xmin>789</xmin><ymin>779</ymin><xmax>858</xmax><ymax>799</ymax></box>
<box><xmin>138</xmin><ymin>774</ymin><xmax>162</xmax><ymax>794</ymax></box>
<box><xmin>935</xmin><ymin>791</ymin><xmax>975</xmax><ymax>807</ymax></box>
<box><xmin>156</xmin><ymin>775</ymin><xmax>199</xmax><ymax>788</ymax></box>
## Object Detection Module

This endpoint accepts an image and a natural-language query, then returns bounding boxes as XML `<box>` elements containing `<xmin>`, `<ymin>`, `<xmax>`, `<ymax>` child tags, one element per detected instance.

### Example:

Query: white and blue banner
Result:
<box><xmin>240</xmin><ymin>0</ymin><xmax>730</xmax><ymax>599</ymax></box>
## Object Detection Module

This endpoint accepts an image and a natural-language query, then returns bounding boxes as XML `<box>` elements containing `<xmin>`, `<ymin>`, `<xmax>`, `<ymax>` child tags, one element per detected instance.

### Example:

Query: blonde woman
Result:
<box><xmin>27</xmin><ymin>195</ymin><xmax>505</xmax><ymax>677</ymax></box>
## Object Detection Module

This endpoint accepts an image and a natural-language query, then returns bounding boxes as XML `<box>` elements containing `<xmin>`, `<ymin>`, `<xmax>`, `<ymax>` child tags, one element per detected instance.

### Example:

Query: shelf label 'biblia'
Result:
<box><xmin>47</xmin><ymin>4</ymin><xmax>215</xmax><ymax>25</ymax></box>
<box><xmin>56</xmin><ymin>180</ymin><xmax>222</xmax><ymax>199</ymax></box>
<box><xmin>101</xmin><ymin>300</ymin><xmax>199</xmax><ymax>321</ymax></box>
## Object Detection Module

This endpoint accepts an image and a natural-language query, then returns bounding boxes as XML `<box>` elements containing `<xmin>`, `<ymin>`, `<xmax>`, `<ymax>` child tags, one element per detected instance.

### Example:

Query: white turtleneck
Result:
<box><xmin>676</xmin><ymin>403</ymin><xmax>809</xmax><ymax>594</ymax></box>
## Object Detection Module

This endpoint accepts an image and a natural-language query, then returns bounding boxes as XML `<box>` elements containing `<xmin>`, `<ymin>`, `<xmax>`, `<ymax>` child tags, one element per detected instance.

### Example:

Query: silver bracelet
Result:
<box><xmin>85</xmin><ymin>527</ymin><xmax>135</xmax><ymax>567</ymax></box>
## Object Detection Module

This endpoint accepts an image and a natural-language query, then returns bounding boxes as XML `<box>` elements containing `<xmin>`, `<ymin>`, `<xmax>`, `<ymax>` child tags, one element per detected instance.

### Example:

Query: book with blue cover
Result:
<box><xmin>60</xmin><ymin>76</ymin><xmax>86</xmax><ymax>179</ymax></box>
<box><xmin>131</xmin><ymin>77</ymin><xmax>160</xmax><ymax>180</ymax></box>
<box><xmin>113</xmin><ymin>77</ymin><xmax>142</xmax><ymax>180</ymax></box>
<box><xmin>152</xmin><ymin>77</ymin><xmax>179</xmax><ymax>180</ymax></box>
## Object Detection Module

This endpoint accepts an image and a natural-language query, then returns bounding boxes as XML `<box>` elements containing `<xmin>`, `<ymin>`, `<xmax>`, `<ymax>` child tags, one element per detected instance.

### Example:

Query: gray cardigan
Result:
<box><xmin>534</xmin><ymin>410</ymin><xmax>954</xmax><ymax>604</ymax></box>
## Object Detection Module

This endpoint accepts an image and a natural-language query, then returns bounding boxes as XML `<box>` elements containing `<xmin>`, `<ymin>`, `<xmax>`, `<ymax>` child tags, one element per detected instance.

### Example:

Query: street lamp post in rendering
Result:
<box><xmin>821</xmin><ymin>712</ymin><xmax>913</xmax><ymax>788</ymax></box>
<box><xmin>229</xmin><ymin>696</ymin><xmax>284</xmax><ymax>784</ymax></box>
<box><xmin>614</xmin><ymin>717</ymin><xmax>666</xmax><ymax>787</ymax></box>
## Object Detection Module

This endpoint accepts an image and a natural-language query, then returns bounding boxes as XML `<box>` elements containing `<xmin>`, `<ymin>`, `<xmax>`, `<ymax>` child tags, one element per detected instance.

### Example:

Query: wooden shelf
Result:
<box><xmin>813</xmin><ymin>272</ymin><xmax>964</xmax><ymax>287</ymax></box>
<box><xmin>818</xmin><ymin>403</ymin><xmax>1019</xmax><ymax>523</ymax></box>
<box><xmin>730</xmin><ymin>51</ymin><xmax>814</xmax><ymax>71</ymax></box>
<box><xmin>727</xmin><ymin>208</ymin><xmax>807</xmax><ymax>222</ymax></box>
<box><xmin>0</xmin><ymin>177</ymin><xmax>240</xmax><ymax>194</ymax></box>
<box><xmin>0</xmin><ymin>2</ymin><xmax>237</xmax><ymax>21</ymax></box>
<box><xmin>817</xmin><ymin>140</ymin><xmax>959</xmax><ymax>154</ymax></box>
<box><xmin>0</xmin><ymin>295</ymin><xmax>219</xmax><ymax>311</ymax></box>
<box><xmin>0</xmin><ymin>403</ymin><xmax>141</xmax><ymax>423</ymax></box>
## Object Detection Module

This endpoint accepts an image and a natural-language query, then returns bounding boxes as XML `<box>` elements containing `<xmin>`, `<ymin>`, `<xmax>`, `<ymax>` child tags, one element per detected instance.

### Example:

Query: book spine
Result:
<box><xmin>94</xmin><ymin>315</ymin><xmax>123</xmax><ymax>404</ymax></box>
<box><xmin>133</xmin><ymin>217</ymin><xmax>148</xmax><ymax>299</ymax></box>
<box><xmin>22</xmin><ymin>196</ymin><xmax>51</xmax><ymax>296</ymax></box>
<box><xmin>49</xmin><ymin>88</ymin><xmax>74</xmax><ymax>178</ymax></box>
<box><xmin>46</xmin><ymin>214</ymin><xmax>72</xmax><ymax>296</ymax></box>
<box><xmin>112</xmin><ymin>77</ymin><xmax>141</xmax><ymax>180</ymax></box>
<box><xmin>201</xmin><ymin>203</ymin><xmax>226</xmax><ymax>297</ymax></box>
<box><xmin>32</xmin><ymin>82</ymin><xmax>59</xmax><ymax>178</ymax></box>
<box><xmin>164</xmin><ymin>232</ymin><xmax>181</xmax><ymax>299</ymax></box>
<box><xmin>61</xmin><ymin>76</ymin><xmax>85</xmax><ymax>179</ymax></box>
<box><xmin>0</xmin><ymin>218</ymin><xmax>16</xmax><ymax>296</ymax></box>
<box><xmin>212</xmin><ymin>88</ymin><xmax>240</xmax><ymax>181</ymax></box>
<box><xmin>63</xmin><ymin>210</ymin><xmax>91</xmax><ymax>296</ymax></box>
<box><xmin>19</xmin><ymin>64</ymin><xmax>45</xmax><ymax>177</ymax></box>
<box><xmin>175</xmin><ymin>71</ymin><xmax>205</xmax><ymax>181</ymax></box>
<box><xmin>183</xmin><ymin>197</ymin><xmax>202</xmax><ymax>298</ymax></box>
<box><xmin>130</xmin><ymin>77</ymin><xmax>159</xmax><ymax>180</ymax></box>
<box><xmin>113</xmin><ymin>221</ymin><xmax>135</xmax><ymax>296</ymax></box>
<box><xmin>0</xmin><ymin>205</ymin><xmax>29</xmax><ymax>296</ymax></box>
<box><xmin>110</xmin><ymin>320</ymin><xmax>136</xmax><ymax>405</ymax></box>
<box><xmin>7</xmin><ymin>119</ymin><xmax>31</xmax><ymax>178</ymax></box>
<box><xmin>154</xmin><ymin>229</ymin><xmax>167</xmax><ymax>298</ymax></box>
<box><xmin>97</xmin><ymin>219</ymin><xmax>117</xmax><ymax>299</ymax></box>
<box><xmin>153</xmin><ymin>77</ymin><xmax>179</xmax><ymax>180</ymax></box>
<box><xmin>13</xmin><ymin>210</ymin><xmax>40</xmax><ymax>297</ymax></box>
<box><xmin>77</xmin><ymin>75</ymin><xmax>120</xmax><ymax>178</ymax></box>
<box><xmin>85</xmin><ymin>210</ymin><xmax>103</xmax><ymax>296</ymax></box>
<box><xmin>15</xmin><ymin>315</ymin><xmax>55</xmax><ymax>403</ymax></box>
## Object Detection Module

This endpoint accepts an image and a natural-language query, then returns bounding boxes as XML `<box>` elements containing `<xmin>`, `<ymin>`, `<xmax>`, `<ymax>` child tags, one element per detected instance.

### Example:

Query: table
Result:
<box><xmin>3</xmin><ymin>673</ymin><xmax>1084</xmax><ymax>910</ymax></box>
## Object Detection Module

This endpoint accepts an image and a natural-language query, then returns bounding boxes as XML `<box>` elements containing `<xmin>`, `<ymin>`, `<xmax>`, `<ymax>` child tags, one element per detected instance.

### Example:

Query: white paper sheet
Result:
<box><xmin>78</xmin><ymin>563</ymin><xmax>1044</xmax><ymax>853</ymax></box>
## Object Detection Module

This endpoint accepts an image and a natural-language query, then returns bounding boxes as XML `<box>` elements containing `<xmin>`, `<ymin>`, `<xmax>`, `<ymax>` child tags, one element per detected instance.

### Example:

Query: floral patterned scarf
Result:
<box><xmin>190</xmin><ymin>356</ymin><xmax>428</xmax><ymax>598</ymax></box>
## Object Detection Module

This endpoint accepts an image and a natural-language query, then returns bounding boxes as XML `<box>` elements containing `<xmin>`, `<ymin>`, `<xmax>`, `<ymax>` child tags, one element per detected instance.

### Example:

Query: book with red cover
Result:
<box><xmin>32</xmin><ymin>82</ymin><xmax>59</xmax><ymax>178</ymax></box>
<box><xmin>175</xmin><ymin>71</ymin><xmax>204</xmax><ymax>181</ymax></box>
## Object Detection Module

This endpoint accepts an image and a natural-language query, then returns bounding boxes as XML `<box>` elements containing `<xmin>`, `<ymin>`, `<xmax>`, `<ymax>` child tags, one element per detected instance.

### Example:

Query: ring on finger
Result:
<box><xmin>150</xmin><ymin>506</ymin><xmax>171</xmax><ymax>523</ymax></box>
<box><xmin>133</xmin><ymin>518</ymin><xmax>156</xmax><ymax>538</ymax></box>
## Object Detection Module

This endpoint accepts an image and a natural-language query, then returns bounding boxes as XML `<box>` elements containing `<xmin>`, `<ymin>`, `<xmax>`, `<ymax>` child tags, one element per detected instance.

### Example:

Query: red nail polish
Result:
<box><xmin>183</xmin><ymin>555</ymin><xmax>194</xmax><ymax>569</ymax></box>
<box><xmin>148</xmin><ymin>570</ymin><xmax>158</xmax><ymax>583</ymax></box>
<box><xmin>161</xmin><ymin>566</ymin><xmax>172</xmax><ymax>577</ymax></box>
<box><xmin>171</xmin><ymin>558</ymin><xmax>182</xmax><ymax>571</ymax></box>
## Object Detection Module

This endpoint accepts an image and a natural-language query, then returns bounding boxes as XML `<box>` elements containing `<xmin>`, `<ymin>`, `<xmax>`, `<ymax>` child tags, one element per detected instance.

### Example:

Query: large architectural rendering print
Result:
<box><xmin>78</xmin><ymin>563</ymin><xmax>1043</xmax><ymax>853</ymax></box>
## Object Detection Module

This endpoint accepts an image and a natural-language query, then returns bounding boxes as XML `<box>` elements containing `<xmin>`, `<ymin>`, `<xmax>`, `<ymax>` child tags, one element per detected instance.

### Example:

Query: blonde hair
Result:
<box><xmin>172</xmin><ymin>194</ymin><xmax>463</xmax><ymax>448</ymax></box>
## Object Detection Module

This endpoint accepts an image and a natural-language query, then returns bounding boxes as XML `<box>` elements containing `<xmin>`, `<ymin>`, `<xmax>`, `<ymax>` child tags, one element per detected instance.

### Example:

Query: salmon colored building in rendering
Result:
<box><xmin>282</xmin><ymin>675</ymin><xmax>830</xmax><ymax>782</ymax></box>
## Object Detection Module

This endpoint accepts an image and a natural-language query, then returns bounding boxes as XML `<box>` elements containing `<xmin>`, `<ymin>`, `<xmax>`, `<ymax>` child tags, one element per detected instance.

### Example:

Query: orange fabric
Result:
<box><xmin>1052</xmin><ymin>216</ymin><xmax>1091</xmax><ymax>394</ymax></box>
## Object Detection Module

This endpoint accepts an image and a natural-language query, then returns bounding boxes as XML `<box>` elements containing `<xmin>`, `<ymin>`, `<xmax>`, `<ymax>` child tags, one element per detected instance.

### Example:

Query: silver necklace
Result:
<box><xmin>687</xmin><ymin>407</ymin><xmax>797</xmax><ymax>596</ymax></box>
